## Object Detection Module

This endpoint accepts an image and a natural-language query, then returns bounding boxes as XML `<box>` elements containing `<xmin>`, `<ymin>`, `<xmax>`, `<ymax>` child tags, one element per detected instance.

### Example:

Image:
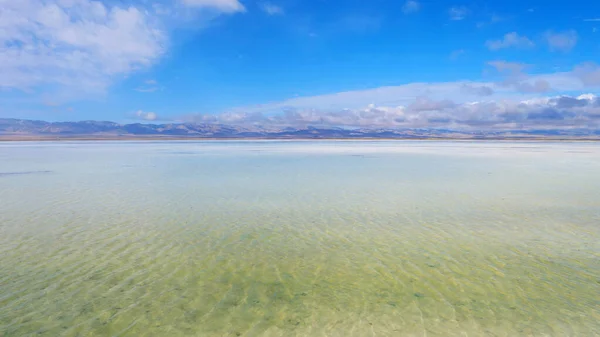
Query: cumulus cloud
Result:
<box><xmin>260</xmin><ymin>2</ymin><xmax>284</xmax><ymax>15</ymax></box>
<box><xmin>544</xmin><ymin>30</ymin><xmax>578</xmax><ymax>52</ymax></box>
<box><xmin>0</xmin><ymin>0</ymin><xmax>245</xmax><ymax>99</ymax></box>
<box><xmin>135</xmin><ymin>110</ymin><xmax>158</xmax><ymax>121</ymax></box>
<box><xmin>449</xmin><ymin>6</ymin><xmax>469</xmax><ymax>21</ymax></box>
<box><xmin>182</xmin><ymin>94</ymin><xmax>600</xmax><ymax>130</ymax></box>
<box><xmin>224</xmin><ymin>70</ymin><xmax>595</xmax><ymax>119</ymax></box>
<box><xmin>194</xmin><ymin>61</ymin><xmax>600</xmax><ymax>130</ymax></box>
<box><xmin>0</xmin><ymin>0</ymin><xmax>166</xmax><ymax>93</ymax></box>
<box><xmin>485</xmin><ymin>32</ymin><xmax>535</xmax><ymax>50</ymax></box>
<box><xmin>186</xmin><ymin>105</ymin><xmax>408</xmax><ymax>128</ymax></box>
<box><xmin>208</xmin><ymin>63</ymin><xmax>599</xmax><ymax>121</ymax></box>
<box><xmin>402</xmin><ymin>1</ymin><xmax>420</xmax><ymax>14</ymax></box>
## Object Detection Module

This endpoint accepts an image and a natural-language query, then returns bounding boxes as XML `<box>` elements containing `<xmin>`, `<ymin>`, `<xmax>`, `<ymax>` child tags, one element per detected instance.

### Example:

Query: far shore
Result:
<box><xmin>1</xmin><ymin>135</ymin><xmax>600</xmax><ymax>142</ymax></box>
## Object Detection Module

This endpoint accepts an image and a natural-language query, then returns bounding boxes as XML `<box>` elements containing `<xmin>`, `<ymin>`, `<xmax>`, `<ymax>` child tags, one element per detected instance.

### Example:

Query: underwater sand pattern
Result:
<box><xmin>1</xmin><ymin>141</ymin><xmax>599</xmax><ymax>336</ymax></box>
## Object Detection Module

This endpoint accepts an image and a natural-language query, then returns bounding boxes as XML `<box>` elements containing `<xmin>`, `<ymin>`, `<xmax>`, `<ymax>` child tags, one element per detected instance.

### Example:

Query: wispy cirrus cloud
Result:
<box><xmin>260</xmin><ymin>2</ymin><xmax>284</xmax><ymax>15</ymax></box>
<box><xmin>180</xmin><ymin>0</ymin><xmax>245</xmax><ymax>13</ymax></box>
<box><xmin>402</xmin><ymin>1</ymin><xmax>420</xmax><ymax>14</ymax></box>
<box><xmin>476</xmin><ymin>13</ymin><xmax>509</xmax><ymax>28</ymax></box>
<box><xmin>135</xmin><ymin>80</ymin><xmax>161</xmax><ymax>93</ymax></box>
<box><xmin>449</xmin><ymin>49</ymin><xmax>465</xmax><ymax>60</ymax></box>
<box><xmin>449</xmin><ymin>6</ymin><xmax>469</xmax><ymax>21</ymax></box>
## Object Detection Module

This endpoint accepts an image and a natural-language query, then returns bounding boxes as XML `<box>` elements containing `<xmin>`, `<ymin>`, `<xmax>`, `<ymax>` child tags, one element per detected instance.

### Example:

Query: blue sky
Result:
<box><xmin>1</xmin><ymin>0</ymin><xmax>600</xmax><ymax>130</ymax></box>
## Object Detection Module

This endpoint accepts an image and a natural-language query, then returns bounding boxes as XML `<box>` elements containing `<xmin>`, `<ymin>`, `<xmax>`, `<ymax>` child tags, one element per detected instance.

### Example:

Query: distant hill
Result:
<box><xmin>1</xmin><ymin>118</ymin><xmax>599</xmax><ymax>140</ymax></box>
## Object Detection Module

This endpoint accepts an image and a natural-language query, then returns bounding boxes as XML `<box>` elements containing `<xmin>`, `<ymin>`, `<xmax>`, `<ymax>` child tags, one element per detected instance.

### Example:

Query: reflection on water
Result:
<box><xmin>1</xmin><ymin>141</ymin><xmax>599</xmax><ymax>336</ymax></box>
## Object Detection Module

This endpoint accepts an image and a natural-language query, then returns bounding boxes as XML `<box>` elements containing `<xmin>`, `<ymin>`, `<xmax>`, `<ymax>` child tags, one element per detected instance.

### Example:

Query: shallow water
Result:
<box><xmin>1</xmin><ymin>141</ymin><xmax>599</xmax><ymax>337</ymax></box>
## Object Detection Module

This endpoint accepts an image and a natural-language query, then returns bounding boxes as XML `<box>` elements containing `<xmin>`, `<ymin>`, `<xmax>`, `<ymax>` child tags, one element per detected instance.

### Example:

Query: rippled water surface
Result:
<box><xmin>1</xmin><ymin>141</ymin><xmax>599</xmax><ymax>337</ymax></box>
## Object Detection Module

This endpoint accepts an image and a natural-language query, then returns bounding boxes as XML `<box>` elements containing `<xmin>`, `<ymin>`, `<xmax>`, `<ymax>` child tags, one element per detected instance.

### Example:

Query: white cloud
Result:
<box><xmin>488</xmin><ymin>60</ymin><xmax>528</xmax><ymax>77</ymax></box>
<box><xmin>0</xmin><ymin>0</ymin><xmax>245</xmax><ymax>99</ymax></box>
<box><xmin>135</xmin><ymin>110</ymin><xmax>158</xmax><ymax>121</ymax></box>
<box><xmin>0</xmin><ymin>0</ymin><xmax>165</xmax><ymax>93</ymax></box>
<box><xmin>243</xmin><ymin>82</ymin><xmax>496</xmax><ymax>111</ymax></box>
<box><xmin>449</xmin><ymin>6</ymin><xmax>469</xmax><ymax>21</ymax></box>
<box><xmin>220</xmin><ymin>63</ymin><xmax>597</xmax><ymax>117</ymax></box>
<box><xmin>184</xmin><ymin>93</ymin><xmax>600</xmax><ymax>130</ymax></box>
<box><xmin>544</xmin><ymin>30</ymin><xmax>578</xmax><ymax>52</ymax></box>
<box><xmin>260</xmin><ymin>2</ymin><xmax>284</xmax><ymax>15</ymax></box>
<box><xmin>226</xmin><ymin>82</ymin><xmax>507</xmax><ymax>115</ymax></box>
<box><xmin>180</xmin><ymin>0</ymin><xmax>245</xmax><ymax>13</ymax></box>
<box><xmin>487</xmin><ymin>61</ymin><xmax>552</xmax><ymax>93</ymax></box>
<box><xmin>402</xmin><ymin>1</ymin><xmax>420</xmax><ymax>14</ymax></box>
<box><xmin>485</xmin><ymin>32</ymin><xmax>534</xmax><ymax>50</ymax></box>
<box><xmin>461</xmin><ymin>84</ymin><xmax>494</xmax><ymax>96</ymax></box>
<box><xmin>574</xmin><ymin>63</ymin><xmax>600</xmax><ymax>86</ymax></box>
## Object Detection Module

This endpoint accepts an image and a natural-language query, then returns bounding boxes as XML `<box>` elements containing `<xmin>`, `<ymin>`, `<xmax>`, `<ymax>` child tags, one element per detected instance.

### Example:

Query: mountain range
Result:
<box><xmin>1</xmin><ymin>118</ymin><xmax>599</xmax><ymax>140</ymax></box>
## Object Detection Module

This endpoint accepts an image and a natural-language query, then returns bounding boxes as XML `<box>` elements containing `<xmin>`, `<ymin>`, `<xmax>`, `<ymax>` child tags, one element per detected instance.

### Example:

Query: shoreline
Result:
<box><xmin>1</xmin><ymin>135</ymin><xmax>600</xmax><ymax>142</ymax></box>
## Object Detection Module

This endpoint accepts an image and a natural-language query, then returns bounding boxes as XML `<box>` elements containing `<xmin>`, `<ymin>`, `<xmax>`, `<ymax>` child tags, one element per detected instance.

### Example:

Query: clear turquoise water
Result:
<box><xmin>1</xmin><ymin>141</ymin><xmax>599</xmax><ymax>336</ymax></box>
